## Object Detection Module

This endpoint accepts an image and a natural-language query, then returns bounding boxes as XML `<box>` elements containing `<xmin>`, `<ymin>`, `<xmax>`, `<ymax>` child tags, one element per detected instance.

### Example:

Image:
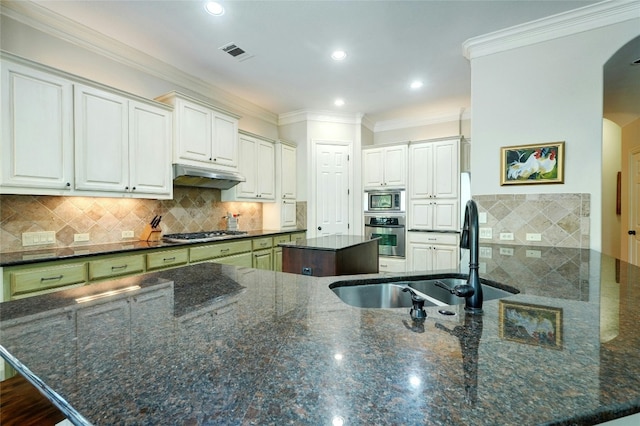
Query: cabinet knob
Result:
<box><xmin>125</xmin><ymin>186</ymin><xmax>129</xmax><ymax>190</ymax></box>
<box><xmin>132</xmin><ymin>187</ymin><xmax>136</xmax><ymax>191</ymax></box>
<box><xmin>317</xmin><ymin>226</ymin><xmax>322</xmax><ymax>231</ymax></box>
<box><xmin>213</xmin><ymin>158</ymin><xmax>217</xmax><ymax>162</ymax></box>
<box><xmin>66</xmin><ymin>182</ymin><xmax>71</xmax><ymax>187</ymax></box>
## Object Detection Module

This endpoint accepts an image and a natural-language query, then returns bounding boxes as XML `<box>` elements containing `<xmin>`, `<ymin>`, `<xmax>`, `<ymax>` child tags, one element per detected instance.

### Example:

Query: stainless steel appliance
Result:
<box><xmin>163</xmin><ymin>230</ymin><xmax>248</xmax><ymax>243</ymax></box>
<box><xmin>364</xmin><ymin>189</ymin><xmax>406</xmax><ymax>213</ymax></box>
<box><xmin>364</xmin><ymin>215</ymin><xmax>406</xmax><ymax>258</ymax></box>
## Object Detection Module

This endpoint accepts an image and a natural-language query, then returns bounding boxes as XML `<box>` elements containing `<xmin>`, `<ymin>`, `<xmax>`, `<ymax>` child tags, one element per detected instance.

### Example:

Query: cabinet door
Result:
<box><xmin>433</xmin><ymin>199</ymin><xmax>459</xmax><ymax>231</ymax></box>
<box><xmin>409</xmin><ymin>143</ymin><xmax>433</xmax><ymax>198</ymax></box>
<box><xmin>433</xmin><ymin>245</ymin><xmax>459</xmax><ymax>271</ymax></box>
<box><xmin>281</xmin><ymin>144</ymin><xmax>297</xmax><ymax>199</ymax></box>
<box><xmin>383</xmin><ymin>145</ymin><xmax>407</xmax><ymax>188</ymax></box>
<box><xmin>129</xmin><ymin>100</ymin><xmax>172</xmax><ymax>196</ymax></box>
<box><xmin>363</xmin><ymin>148</ymin><xmax>384</xmax><ymax>188</ymax></box>
<box><xmin>408</xmin><ymin>243</ymin><xmax>431</xmax><ymax>272</ymax></box>
<box><xmin>74</xmin><ymin>85</ymin><xmax>129</xmax><ymax>192</ymax></box>
<box><xmin>409</xmin><ymin>199</ymin><xmax>434</xmax><ymax>230</ymax></box>
<box><xmin>214</xmin><ymin>252</ymin><xmax>253</xmax><ymax>267</ymax></box>
<box><xmin>253</xmin><ymin>249</ymin><xmax>273</xmax><ymax>270</ymax></box>
<box><xmin>235</xmin><ymin>135</ymin><xmax>258</xmax><ymax>198</ymax></box>
<box><xmin>282</xmin><ymin>200</ymin><xmax>297</xmax><ymax>228</ymax></box>
<box><xmin>257</xmin><ymin>141</ymin><xmax>275</xmax><ymax>199</ymax></box>
<box><xmin>1</xmin><ymin>62</ymin><xmax>73</xmax><ymax>191</ymax></box>
<box><xmin>273</xmin><ymin>247</ymin><xmax>283</xmax><ymax>272</ymax></box>
<box><xmin>175</xmin><ymin>99</ymin><xmax>212</xmax><ymax>163</ymax></box>
<box><xmin>433</xmin><ymin>140</ymin><xmax>459</xmax><ymax>198</ymax></box>
<box><xmin>211</xmin><ymin>114</ymin><xmax>238</xmax><ymax>167</ymax></box>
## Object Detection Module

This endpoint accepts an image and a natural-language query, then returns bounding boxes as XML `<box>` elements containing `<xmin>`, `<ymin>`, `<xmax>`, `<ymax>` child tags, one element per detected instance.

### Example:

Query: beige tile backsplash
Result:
<box><xmin>473</xmin><ymin>193</ymin><xmax>590</xmax><ymax>249</ymax></box>
<box><xmin>0</xmin><ymin>187</ymin><xmax>266</xmax><ymax>252</ymax></box>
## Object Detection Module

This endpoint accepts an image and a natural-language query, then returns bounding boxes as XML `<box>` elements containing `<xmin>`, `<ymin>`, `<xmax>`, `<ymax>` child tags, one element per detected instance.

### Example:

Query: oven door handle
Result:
<box><xmin>364</xmin><ymin>224</ymin><xmax>405</xmax><ymax>228</ymax></box>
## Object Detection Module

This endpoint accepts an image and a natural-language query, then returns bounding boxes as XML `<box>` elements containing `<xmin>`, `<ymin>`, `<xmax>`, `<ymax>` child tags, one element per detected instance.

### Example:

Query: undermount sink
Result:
<box><xmin>329</xmin><ymin>277</ymin><xmax>517</xmax><ymax>309</ymax></box>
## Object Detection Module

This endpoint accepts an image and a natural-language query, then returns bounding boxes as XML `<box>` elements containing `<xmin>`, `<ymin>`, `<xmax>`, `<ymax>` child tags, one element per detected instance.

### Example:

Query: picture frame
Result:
<box><xmin>500</xmin><ymin>141</ymin><xmax>565</xmax><ymax>185</ymax></box>
<box><xmin>498</xmin><ymin>300</ymin><xmax>563</xmax><ymax>349</ymax></box>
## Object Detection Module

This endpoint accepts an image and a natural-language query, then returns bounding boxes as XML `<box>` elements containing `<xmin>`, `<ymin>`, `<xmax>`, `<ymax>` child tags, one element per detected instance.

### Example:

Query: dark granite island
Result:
<box><xmin>280</xmin><ymin>234</ymin><xmax>379</xmax><ymax>276</ymax></box>
<box><xmin>1</xmin><ymin>247</ymin><xmax>640</xmax><ymax>425</ymax></box>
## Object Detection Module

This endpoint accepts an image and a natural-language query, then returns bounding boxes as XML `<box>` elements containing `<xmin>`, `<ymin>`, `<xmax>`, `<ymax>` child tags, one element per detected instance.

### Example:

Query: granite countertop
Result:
<box><xmin>0</xmin><ymin>229</ymin><xmax>306</xmax><ymax>267</ymax></box>
<box><xmin>279</xmin><ymin>234</ymin><xmax>376</xmax><ymax>251</ymax></box>
<box><xmin>1</xmin><ymin>245</ymin><xmax>639</xmax><ymax>425</ymax></box>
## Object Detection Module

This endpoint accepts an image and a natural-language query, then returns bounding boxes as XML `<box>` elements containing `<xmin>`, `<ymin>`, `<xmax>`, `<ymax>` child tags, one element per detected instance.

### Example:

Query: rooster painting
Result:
<box><xmin>503</xmin><ymin>143</ymin><xmax>562</xmax><ymax>184</ymax></box>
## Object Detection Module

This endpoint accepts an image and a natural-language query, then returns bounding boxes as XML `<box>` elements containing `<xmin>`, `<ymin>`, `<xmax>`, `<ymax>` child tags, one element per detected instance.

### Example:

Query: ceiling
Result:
<box><xmin>27</xmin><ymin>0</ymin><xmax>637</xmax><ymax>127</ymax></box>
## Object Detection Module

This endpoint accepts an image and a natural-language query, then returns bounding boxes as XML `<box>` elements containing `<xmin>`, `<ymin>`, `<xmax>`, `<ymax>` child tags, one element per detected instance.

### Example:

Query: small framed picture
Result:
<box><xmin>500</xmin><ymin>141</ymin><xmax>565</xmax><ymax>185</ymax></box>
<box><xmin>499</xmin><ymin>300</ymin><xmax>563</xmax><ymax>349</ymax></box>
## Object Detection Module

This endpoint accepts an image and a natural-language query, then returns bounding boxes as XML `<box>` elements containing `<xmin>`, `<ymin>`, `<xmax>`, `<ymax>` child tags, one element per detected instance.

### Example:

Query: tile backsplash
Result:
<box><xmin>0</xmin><ymin>187</ymin><xmax>266</xmax><ymax>252</ymax></box>
<box><xmin>473</xmin><ymin>193</ymin><xmax>590</xmax><ymax>249</ymax></box>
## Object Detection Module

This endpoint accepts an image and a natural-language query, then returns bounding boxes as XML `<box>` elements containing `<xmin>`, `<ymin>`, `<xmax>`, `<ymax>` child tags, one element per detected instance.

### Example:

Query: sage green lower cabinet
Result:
<box><xmin>146</xmin><ymin>248</ymin><xmax>189</xmax><ymax>271</ymax></box>
<box><xmin>189</xmin><ymin>240</ymin><xmax>252</xmax><ymax>263</ymax></box>
<box><xmin>290</xmin><ymin>232</ymin><xmax>306</xmax><ymax>244</ymax></box>
<box><xmin>6</xmin><ymin>261</ymin><xmax>87</xmax><ymax>300</ymax></box>
<box><xmin>89</xmin><ymin>254</ymin><xmax>145</xmax><ymax>281</ymax></box>
<box><xmin>273</xmin><ymin>247</ymin><xmax>283</xmax><ymax>272</ymax></box>
<box><xmin>253</xmin><ymin>249</ymin><xmax>273</xmax><ymax>270</ymax></box>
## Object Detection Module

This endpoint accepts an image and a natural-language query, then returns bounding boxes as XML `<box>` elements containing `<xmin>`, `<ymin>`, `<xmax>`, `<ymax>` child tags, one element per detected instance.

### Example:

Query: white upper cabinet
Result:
<box><xmin>1</xmin><ymin>60</ymin><xmax>74</xmax><ymax>192</ymax></box>
<box><xmin>156</xmin><ymin>91</ymin><xmax>239</xmax><ymax>170</ymax></box>
<box><xmin>363</xmin><ymin>144</ymin><xmax>407</xmax><ymax>189</ymax></box>
<box><xmin>222</xmin><ymin>132</ymin><xmax>275</xmax><ymax>201</ymax></box>
<box><xmin>409</xmin><ymin>139</ymin><xmax>459</xmax><ymax>199</ymax></box>
<box><xmin>263</xmin><ymin>141</ymin><xmax>298</xmax><ymax>230</ymax></box>
<box><xmin>74</xmin><ymin>85</ymin><xmax>172</xmax><ymax>198</ymax></box>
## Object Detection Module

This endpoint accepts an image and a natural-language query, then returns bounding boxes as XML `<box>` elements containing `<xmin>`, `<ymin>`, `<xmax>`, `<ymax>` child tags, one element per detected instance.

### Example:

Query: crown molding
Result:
<box><xmin>278</xmin><ymin>110</ymin><xmax>364</xmax><ymax>126</ymax></box>
<box><xmin>0</xmin><ymin>0</ymin><xmax>279</xmax><ymax>125</ymax></box>
<box><xmin>373</xmin><ymin>109</ymin><xmax>471</xmax><ymax>133</ymax></box>
<box><xmin>463</xmin><ymin>0</ymin><xmax>640</xmax><ymax>60</ymax></box>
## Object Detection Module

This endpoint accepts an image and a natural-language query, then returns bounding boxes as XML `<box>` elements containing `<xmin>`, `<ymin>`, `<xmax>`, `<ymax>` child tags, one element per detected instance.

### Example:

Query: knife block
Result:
<box><xmin>140</xmin><ymin>224</ymin><xmax>162</xmax><ymax>242</ymax></box>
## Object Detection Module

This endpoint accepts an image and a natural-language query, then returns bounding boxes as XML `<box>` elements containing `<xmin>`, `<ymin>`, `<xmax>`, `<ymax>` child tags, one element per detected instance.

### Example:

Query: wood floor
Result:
<box><xmin>0</xmin><ymin>374</ymin><xmax>66</xmax><ymax>426</ymax></box>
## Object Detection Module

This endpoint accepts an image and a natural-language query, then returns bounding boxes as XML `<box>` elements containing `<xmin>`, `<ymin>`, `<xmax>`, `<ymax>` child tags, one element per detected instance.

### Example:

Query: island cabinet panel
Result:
<box><xmin>189</xmin><ymin>240</ymin><xmax>252</xmax><ymax>263</ymax></box>
<box><xmin>88</xmin><ymin>254</ymin><xmax>145</xmax><ymax>281</ymax></box>
<box><xmin>282</xmin><ymin>239</ymin><xmax>379</xmax><ymax>277</ymax></box>
<box><xmin>9</xmin><ymin>263</ymin><xmax>87</xmax><ymax>300</ymax></box>
<box><xmin>146</xmin><ymin>248</ymin><xmax>189</xmax><ymax>271</ymax></box>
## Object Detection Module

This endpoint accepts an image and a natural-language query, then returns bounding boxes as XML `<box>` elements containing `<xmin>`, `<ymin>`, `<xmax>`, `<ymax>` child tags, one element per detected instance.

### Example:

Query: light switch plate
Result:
<box><xmin>122</xmin><ymin>230</ymin><xmax>135</xmax><ymax>239</ymax></box>
<box><xmin>479</xmin><ymin>228</ymin><xmax>492</xmax><ymax>239</ymax></box>
<box><xmin>478</xmin><ymin>212</ymin><xmax>488</xmax><ymax>224</ymax></box>
<box><xmin>22</xmin><ymin>231</ymin><xmax>56</xmax><ymax>247</ymax></box>
<box><xmin>499</xmin><ymin>232</ymin><xmax>514</xmax><ymax>241</ymax></box>
<box><xmin>526</xmin><ymin>233</ymin><xmax>542</xmax><ymax>241</ymax></box>
<box><xmin>500</xmin><ymin>247</ymin><xmax>514</xmax><ymax>256</ymax></box>
<box><xmin>479</xmin><ymin>247</ymin><xmax>492</xmax><ymax>258</ymax></box>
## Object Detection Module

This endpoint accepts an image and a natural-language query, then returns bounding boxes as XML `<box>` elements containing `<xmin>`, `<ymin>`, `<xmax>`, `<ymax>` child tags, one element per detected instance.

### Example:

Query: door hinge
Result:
<box><xmin>347</xmin><ymin>154</ymin><xmax>350</xmax><ymax>161</ymax></box>
<box><xmin>348</xmin><ymin>223</ymin><xmax>350</xmax><ymax>229</ymax></box>
<box><xmin>347</xmin><ymin>189</ymin><xmax>350</xmax><ymax>195</ymax></box>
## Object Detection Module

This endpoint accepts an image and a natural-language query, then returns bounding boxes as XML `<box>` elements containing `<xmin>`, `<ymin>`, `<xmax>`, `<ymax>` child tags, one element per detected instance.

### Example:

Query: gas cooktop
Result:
<box><xmin>163</xmin><ymin>230</ymin><xmax>248</xmax><ymax>243</ymax></box>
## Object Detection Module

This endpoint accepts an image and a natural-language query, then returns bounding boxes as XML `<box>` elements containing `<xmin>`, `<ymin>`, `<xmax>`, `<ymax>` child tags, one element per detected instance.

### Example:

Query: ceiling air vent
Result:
<box><xmin>219</xmin><ymin>42</ymin><xmax>253</xmax><ymax>62</ymax></box>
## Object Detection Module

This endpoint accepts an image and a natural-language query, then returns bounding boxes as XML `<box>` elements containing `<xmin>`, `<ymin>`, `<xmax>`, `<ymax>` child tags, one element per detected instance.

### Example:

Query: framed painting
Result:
<box><xmin>500</xmin><ymin>141</ymin><xmax>565</xmax><ymax>185</ymax></box>
<box><xmin>499</xmin><ymin>300</ymin><xmax>563</xmax><ymax>349</ymax></box>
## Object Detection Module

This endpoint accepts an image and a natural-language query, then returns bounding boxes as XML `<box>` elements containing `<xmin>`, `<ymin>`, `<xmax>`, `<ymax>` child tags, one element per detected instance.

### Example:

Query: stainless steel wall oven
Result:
<box><xmin>364</xmin><ymin>215</ymin><xmax>406</xmax><ymax>258</ymax></box>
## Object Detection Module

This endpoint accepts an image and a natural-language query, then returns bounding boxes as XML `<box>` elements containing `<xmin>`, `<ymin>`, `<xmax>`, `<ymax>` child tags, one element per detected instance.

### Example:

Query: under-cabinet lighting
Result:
<box><xmin>75</xmin><ymin>285</ymin><xmax>141</xmax><ymax>303</ymax></box>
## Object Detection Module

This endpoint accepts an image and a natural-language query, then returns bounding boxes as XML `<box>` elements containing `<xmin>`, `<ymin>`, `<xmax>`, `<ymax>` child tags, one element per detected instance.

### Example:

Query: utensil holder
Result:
<box><xmin>140</xmin><ymin>224</ymin><xmax>162</xmax><ymax>242</ymax></box>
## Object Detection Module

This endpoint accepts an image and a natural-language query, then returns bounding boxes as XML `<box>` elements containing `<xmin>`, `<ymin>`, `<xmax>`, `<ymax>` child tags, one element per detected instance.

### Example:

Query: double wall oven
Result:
<box><xmin>364</xmin><ymin>189</ymin><xmax>406</xmax><ymax>258</ymax></box>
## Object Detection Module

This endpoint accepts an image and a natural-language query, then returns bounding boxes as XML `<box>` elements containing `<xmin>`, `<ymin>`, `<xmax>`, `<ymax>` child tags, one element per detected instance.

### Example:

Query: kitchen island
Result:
<box><xmin>280</xmin><ymin>234</ymin><xmax>379</xmax><ymax>276</ymax></box>
<box><xmin>1</xmin><ymin>245</ymin><xmax>639</xmax><ymax>425</ymax></box>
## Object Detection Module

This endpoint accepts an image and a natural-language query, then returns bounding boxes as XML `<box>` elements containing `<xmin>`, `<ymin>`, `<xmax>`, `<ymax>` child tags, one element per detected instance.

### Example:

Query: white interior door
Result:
<box><xmin>630</xmin><ymin>150</ymin><xmax>640</xmax><ymax>266</ymax></box>
<box><xmin>315</xmin><ymin>143</ymin><xmax>350</xmax><ymax>237</ymax></box>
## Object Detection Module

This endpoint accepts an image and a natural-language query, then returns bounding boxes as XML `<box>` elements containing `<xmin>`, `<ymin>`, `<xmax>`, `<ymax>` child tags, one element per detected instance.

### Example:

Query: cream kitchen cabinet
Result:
<box><xmin>1</xmin><ymin>58</ymin><xmax>74</xmax><ymax>193</ymax></box>
<box><xmin>407</xmin><ymin>231</ymin><xmax>459</xmax><ymax>272</ymax></box>
<box><xmin>408</xmin><ymin>199</ymin><xmax>459</xmax><ymax>232</ymax></box>
<box><xmin>263</xmin><ymin>141</ymin><xmax>297</xmax><ymax>229</ymax></box>
<box><xmin>223</xmin><ymin>131</ymin><xmax>275</xmax><ymax>201</ymax></box>
<box><xmin>363</xmin><ymin>144</ymin><xmax>407</xmax><ymax>189</ymax></box>
<box><xmin>74</xmin><ymin>84</ymin><xmax>172</xmax><ymax>198</ymax></box>
<box><xmin>156</xmin><ymin>91</ymin><xmax>239</xmax><ymax>169</ymax></box>
<box><xmin>409</xmin><ymin>138</ymin><xmax>459</xmax><ymax>199</ymax></box>
<box><xmin>379</xmin><ymin>257</ymin><xmax>406</xmax><ymax>273</ymax></box>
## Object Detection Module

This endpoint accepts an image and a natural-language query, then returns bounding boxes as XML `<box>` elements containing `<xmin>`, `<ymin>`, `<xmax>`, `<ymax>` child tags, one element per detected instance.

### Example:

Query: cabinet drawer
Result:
<box><xmin>89</xmin><ymin>254</ymin><xmax>145</xmax><ymax>280</ymax></box>
<box><xmin>252</xmin><ymin>237</ymin><xmax>273</xmax><ymax>250</ymax></box>
<box><xmin>11</xmin><ymin>263</ymin><xmax>87</xmax><ymax>297</ymax></box>
<box><xmin>272</xmin><ymin>234</ymin><xmax>291</xmax><ymax>245</ymax></box>
<box><xmin>212</xmin><ymin>252</ymin><xmax>253</xmax><ymax>267</ymax></box>
<box><xmin>146</xmin><ymin>248</ymin><xmax>189</xmax><ymax>271</ymax></box>
<box><xmin>190</xmin><ymin>240</ymin><xmax>252</xmax><ymax>262</ymax></box>
<box><xmin>408</xmin><ymin>232</ymin><xmax>459</xmax><ymax>245</ymax></box>
<box><xmin>290</xmin><ymin>232</ymin><xmax>306</xmax><ymax>243</ymax></box>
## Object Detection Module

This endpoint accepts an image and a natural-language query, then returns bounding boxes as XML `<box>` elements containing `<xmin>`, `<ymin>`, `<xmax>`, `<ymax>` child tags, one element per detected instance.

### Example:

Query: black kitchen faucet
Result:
<box><xmin>461</xmin><ymin>200</ymin><xmax>483</xmax><ymax>313</ymax></box>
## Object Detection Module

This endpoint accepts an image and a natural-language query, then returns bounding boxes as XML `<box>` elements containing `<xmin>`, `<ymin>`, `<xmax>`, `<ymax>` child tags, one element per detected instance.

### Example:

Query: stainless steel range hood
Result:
<box><xmin>172</xmin><ymin>164</ymin><xmax>245</xmax><ymax>190</ymax></box>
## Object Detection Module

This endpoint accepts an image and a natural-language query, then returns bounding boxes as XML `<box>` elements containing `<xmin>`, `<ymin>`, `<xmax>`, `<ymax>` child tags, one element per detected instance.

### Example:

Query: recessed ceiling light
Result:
<box><xmin>331</xmin><ymin>50</ymin><xmax>347</xmax><ymax>61</ymax></box>
<box><xmin>410</xmin><ymin>80</ymin><xmax>424</xmax><ymax>90</ymax></box>
<box><xmin>334</xmin><ymin>98</ymin><xmax>345</xmax><ymax>107</ymax></box>
<box><xmin>205</xmin><ymin>1</ymin><xmax>225</xmax><ymax>16</ymax></box>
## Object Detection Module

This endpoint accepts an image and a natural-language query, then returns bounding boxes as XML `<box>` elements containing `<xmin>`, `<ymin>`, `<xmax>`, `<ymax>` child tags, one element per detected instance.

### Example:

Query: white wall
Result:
<box><xmin>602</xmin><ymin>119</ymin><xmax>622</xmax><ymax>258</ymax></box>
<box><xmin>470</xmin><ymin>18</ymin><xmax>640</xmax><ymax>252</ymax></box>
<box><xmin>373</xmin><ymin>118</ymin><xmax>470</xmax><ymax>145</ymax></box>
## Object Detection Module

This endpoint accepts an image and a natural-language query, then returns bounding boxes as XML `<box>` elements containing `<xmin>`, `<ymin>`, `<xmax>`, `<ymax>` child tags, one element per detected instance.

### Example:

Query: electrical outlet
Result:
<box><xmin>526</xmin><ymin>233</ymin><xmax>542</xmax><ymax>241</ymax></box>
<box><xmin>22</xmin><ymin>231</ymin><xmax>56</xmax><ymax>247</ymax></box>
<box><xmin>499</xmin><ymin>232</ymin><xmax>514</xmax><ymax>241</ymax></box>
<box><xmin>479</xmin><ymin>247</ymin><xmax>492</xmax><ymax>258</ymax></box>
<box><xmin>74</xmin><ymin>233</ymin><xmax>90</xmax><ymax>242</ymax></box>
<box><xmin>500</xmin><ymin>247</ymin><xmax>514</xmax><ymax>256</ymax></box>
<box><xmin>478</xmin><ymin>212</ymin><xmax>488</xmax><ymax>224</ymax></box>
<box><xmin>479</xmin><ymin>228</ymin><xmax>492</xmax><ymax>239</ymax></box>
<box><xmin>526</xmin><ymin>249</ymin><xmax>541</xmax><ymax>258</ymax></box>
<box><xmin>122</xmin><ymin>230</ymin><xmax>135</xmax><ymax>239</ymax></box>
